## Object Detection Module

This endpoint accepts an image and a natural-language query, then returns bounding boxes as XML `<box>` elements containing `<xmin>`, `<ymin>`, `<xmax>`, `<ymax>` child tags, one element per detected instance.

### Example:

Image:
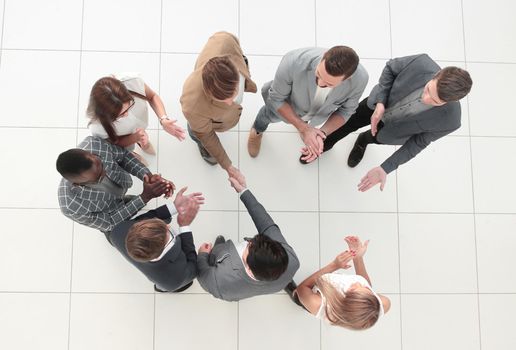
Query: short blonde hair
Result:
<box><xmin>316</xmin><ymin>276</ymin><xmax>380</xmax><ymax>330</ymax></box>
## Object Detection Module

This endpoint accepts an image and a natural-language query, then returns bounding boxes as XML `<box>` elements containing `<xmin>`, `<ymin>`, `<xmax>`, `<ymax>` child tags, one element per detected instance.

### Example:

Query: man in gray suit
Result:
<box><xmin>302</xmin><ymin>54</ymin><xmax>473</xmax><ymax>192</ymax></box>
<box><xmin>197</xmin><ymin>174</ymin><xmax>300</xmax><ymax>301</ymax></box>
<box><xmin>57</xmin><ymin>136</ymin><xmax>174</xmax><ymax>234</ymax></box>
<box><xmin>247</xmin><ymin>46</ymin><xmax>368</xmax><ymax>160</ymax></box>
<box><xmin>110</xmin><ymin>187</ymin><xmax>204</xmax><ymax>293</ymax></box>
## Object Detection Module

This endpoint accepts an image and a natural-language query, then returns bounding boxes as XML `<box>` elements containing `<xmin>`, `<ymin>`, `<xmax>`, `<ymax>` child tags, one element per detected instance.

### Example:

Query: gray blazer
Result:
<box><xmin>367</xmin><ymin>54</ymin><xmax>461</xmax><ymax>174</ymax></box>
<box><xmin>58</xmin><ymin>136</ymin><xmax>150</xmax><ymax>233</ymax></box>
<box><xmin>197</xmin><ymin>190</ymin><xmax>300</xmax><ymax>301</ymax></box>
<box><xmin>264</xmin><ymin>47</ymin><xmax>368</xmax><ymax>125</ymax></box>
<box><xmin>110</xmin><ymin>205</ymin><xmax>197</xmax><ymax>292</ymax></box>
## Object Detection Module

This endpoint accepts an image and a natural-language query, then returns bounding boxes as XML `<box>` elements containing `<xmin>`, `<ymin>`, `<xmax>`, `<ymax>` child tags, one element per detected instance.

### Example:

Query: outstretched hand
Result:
<box><xmin>358</xmin><ymin>166</ymin><xmax>387</xmax><ymax>192</ymax></box>
<box><xmin>161</xmin><ymin>118</ymin><xmax>186</xmax><ymax>141</ymax></box>
<box><xmin>173</xmin><ymin>186</ymin><xmax>205</xmax><ymax>213</ymax></box>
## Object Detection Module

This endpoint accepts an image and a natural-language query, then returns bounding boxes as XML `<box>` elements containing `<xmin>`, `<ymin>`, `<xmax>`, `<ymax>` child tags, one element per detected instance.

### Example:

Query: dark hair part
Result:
<box><xmin>56</xmin><ymin>149</ymin><xmax>93</xmax><ymax>178</ymax></box>
<box><xmin>126</xmin><ymin>218</ymin><xmax>168</xmax><ymax>262</ymax></box>
<box><xmin>434</xmin><ymin>67</ymin><xmax>472</xmax><ymax>102</ymax></box>
<box><xmin>322</xmin><ymin>46</ymin><xmax>359</xmax><ymax>78</ymax></box>
<box><xmin>86</xmin><ymin>77</ymin><xmax>135</xmax><ymax>143</ymax></box>
<box><xmin>246</xmin><ymin>234</ymin><xmax>289</xmax><ymax>281</ymax></box>
<box><xmin>202</xmin><ymin>56</ymin><xmax>239</xmax><ymax>100</ymax></box>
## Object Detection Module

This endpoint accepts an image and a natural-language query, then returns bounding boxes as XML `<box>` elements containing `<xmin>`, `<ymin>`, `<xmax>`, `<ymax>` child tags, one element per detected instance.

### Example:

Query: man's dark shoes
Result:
<box><xmin>284</xmin><ymin>281</ymin><xmax>304</xmax><ymax>308</ymax></box>
<box><xmin>347</xmin><ymin>138</ymin><xmax>367</xmax><ymax>168</ymax></box>
<box><xmin>197</xmin><ymin>144</ymin><xmax>217</xmax><ymax>165</ymax></box>
<box><xmin>154</xmin><ymin>281</ymin><xmax>193</xmax><ymax>293</ymax></box>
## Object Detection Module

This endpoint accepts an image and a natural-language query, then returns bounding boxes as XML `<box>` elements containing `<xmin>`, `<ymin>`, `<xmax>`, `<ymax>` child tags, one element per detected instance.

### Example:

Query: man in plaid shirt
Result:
<box><xmin>57</xmin><ymin>136</ymin><xmax>174</xmax><ymax>234</ymax></box>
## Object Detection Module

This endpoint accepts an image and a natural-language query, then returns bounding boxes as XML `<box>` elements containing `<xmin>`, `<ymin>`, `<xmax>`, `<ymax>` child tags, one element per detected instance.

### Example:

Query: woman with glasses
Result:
<box><xmin>87</xmin><ymin>74</ymin><xmax>185</xmax><ymax>160</ymax></box>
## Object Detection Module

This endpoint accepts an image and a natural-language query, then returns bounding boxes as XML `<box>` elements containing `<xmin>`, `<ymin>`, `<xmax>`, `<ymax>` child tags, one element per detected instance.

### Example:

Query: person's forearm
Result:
<box><xmin>353</xmin><ymin>257</ymin><xmax>371</xmax><ymax>285</ymax></box>
<box><xmin>320</xmin><ymin>113</ymin><xmax>346</xmax><ymax>135</ymax></box>
<box><xmin>149</xmin><ymin>94</ymin><xmax>167</xmax><ymax>119</ymax></box>
<box><xmin>277</xmin><ymin>102</ymin><xmax>307</xmax><ymax>132</ymax></box>
<box><xmin>299</xmin><ymin>261</ymin><xmax>339</xmax><ymax>289</ymax></box>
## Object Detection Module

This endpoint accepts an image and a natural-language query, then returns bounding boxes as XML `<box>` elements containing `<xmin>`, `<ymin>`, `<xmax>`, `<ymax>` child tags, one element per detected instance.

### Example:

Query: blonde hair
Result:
<box><xmin>316</xmin><ymin>276</ymin><xmax>380</xmax><ymax>330</ymax></box>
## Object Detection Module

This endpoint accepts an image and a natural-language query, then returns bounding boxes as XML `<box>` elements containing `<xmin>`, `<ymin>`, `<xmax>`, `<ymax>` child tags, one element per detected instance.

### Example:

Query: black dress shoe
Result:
<box><xmin>154</xmin><ymin>281</ymin><xmax>194</xmax><ymax>293</ymax></box>
<box><xmin>284</xmin><ymin>281</ymin><xmax>305</xmax><ymax>309</ymax></box>
<box><xmin>298</xmin><ymin>154</ymin><xmax>318</xmax><ymax>165</ymax></box>
<box><xmin>197</xmin><ymin>144</ymin><xmax>217</xmax><ymax>165</ymax></box>
<box><xmin>347</xmin><ymin>139</ymin><xmax>367</xmax><ymax>168</ymax></box>
<box><xmin>172</xmin><ymin>281</ymin><xmax>193</xmax><ymax>293</ymax></box>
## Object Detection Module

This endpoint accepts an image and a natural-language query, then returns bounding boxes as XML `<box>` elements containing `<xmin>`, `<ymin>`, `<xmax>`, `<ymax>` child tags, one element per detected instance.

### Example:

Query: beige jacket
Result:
<box><xmin>180</xmin><ymin>32</ymin><xmax>257</xmax><ymax>169</ymax></box>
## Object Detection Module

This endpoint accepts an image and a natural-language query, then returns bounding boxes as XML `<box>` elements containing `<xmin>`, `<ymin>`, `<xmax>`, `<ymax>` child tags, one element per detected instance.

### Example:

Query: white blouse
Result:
<box><xmin>313</xmin><ymin>273</ymin><xmax>385</xmax><ymax>320</ymax></box>
<box><xmin>89</xmin><ymin>73</ymin><xmax>149</xmax><ymax>139</ymax></box>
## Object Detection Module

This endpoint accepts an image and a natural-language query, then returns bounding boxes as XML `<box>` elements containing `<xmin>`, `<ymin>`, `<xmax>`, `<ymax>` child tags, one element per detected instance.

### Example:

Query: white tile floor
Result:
<box><xmin>0</xmin><ymin>0</ymin><xmax>515</xmax><ymax>349</ymax></box>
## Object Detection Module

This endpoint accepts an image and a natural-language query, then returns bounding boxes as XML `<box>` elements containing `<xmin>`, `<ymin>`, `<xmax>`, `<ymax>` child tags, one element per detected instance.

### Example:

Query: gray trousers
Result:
<box><xmin>187</xmin><ymin>124</ymin><xmax>208</xmax><ymax>153</ymax></box>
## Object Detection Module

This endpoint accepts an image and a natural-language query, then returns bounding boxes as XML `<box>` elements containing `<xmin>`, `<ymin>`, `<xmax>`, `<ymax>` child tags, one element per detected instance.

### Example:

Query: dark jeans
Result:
<box><xmin>323</xmin><ymin>98</ymin><xmax>383</xmax><ymax>152</ymax></box>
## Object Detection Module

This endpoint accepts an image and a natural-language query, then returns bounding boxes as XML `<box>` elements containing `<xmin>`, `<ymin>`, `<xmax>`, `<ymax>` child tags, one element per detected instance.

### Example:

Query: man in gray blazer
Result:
<box><xmin>302</xmin><ymin>54</ymin><xmax>472</xmax><ymax>192</ymax></box>
<box><xmin>197</xmin><ymin>175</ymin><xmax>300</xmax><ymax>301</ymax></box>
<box><xmin>247</xmin><ymin>46</ymin><xmax>368</xmax><ymax>160</ymax></box>
<box><xmin>110</xmin><ymin>187</ymin><xmax>204</xmax><ymax>292</ymax></box>
<box><xmin>57</xmin><ymin>136</ymin><xmax>174</xmax><ymax>234</ymax></box>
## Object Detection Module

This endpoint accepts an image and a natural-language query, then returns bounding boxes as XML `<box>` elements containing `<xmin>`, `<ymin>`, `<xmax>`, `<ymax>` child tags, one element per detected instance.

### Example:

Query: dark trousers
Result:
<box><xmin>323</xmin><ymin>98</ymin><xmax>383</xmax><ymax>152</ymax></box>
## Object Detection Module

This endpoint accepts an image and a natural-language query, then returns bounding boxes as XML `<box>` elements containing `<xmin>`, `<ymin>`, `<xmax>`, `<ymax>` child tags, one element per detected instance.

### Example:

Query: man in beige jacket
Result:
<box><xmin>180</xmin><ymin>32</ymin><xmax>257</xmax><ymax>179</ymax></box>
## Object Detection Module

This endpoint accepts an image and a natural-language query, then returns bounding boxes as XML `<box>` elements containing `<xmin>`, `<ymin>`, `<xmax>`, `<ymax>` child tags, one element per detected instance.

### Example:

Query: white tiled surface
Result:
<box><xmin>0</xmin><ymin>1</ymin><xmax>514</xmax><ymax>350</ymax></box>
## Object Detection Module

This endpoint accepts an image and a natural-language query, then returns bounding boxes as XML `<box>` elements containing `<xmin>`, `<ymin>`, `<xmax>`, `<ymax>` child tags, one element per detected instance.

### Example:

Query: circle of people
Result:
<box><xmin>56</xmin><ymin>32</ymin><xmax>473</xmax><ymax>330</ymax></box>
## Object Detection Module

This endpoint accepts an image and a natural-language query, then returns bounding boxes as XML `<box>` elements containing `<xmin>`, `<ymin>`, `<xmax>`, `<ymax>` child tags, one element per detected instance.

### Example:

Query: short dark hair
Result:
<box><xmin>202</xmin><ymin>56</ymin><xmax>239</xmax><ymax>100</ymax></box>
<box><xmin>246</xmin><ymin>234</ymin><xmax>289</xmax><ymax>281</ymax></box>
<box><xmin>56</xmin><ymin>149</ymin><xmax>93</xmax><ymax>177</ymax></box>
<box><xmin>322</xmin><ymin>46</ymin><xmax>359</xmax><ymax>78</ymax></box>
<box><xmin>434</xmin><ymin>67</ymin><xmax>472</xmax><ymax>102</ymax></box>
<box><xmin>126</xmin><ymin>218</ymin><xmax>168</xmax><ymax>262</ymax></box>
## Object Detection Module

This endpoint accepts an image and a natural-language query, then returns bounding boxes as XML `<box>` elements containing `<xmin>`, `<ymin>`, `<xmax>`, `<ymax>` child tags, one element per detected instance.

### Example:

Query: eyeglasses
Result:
<box><xmin>118</xmin><ymin>99</ymin><xmax>135</xmax><ymax>118</ymax></box>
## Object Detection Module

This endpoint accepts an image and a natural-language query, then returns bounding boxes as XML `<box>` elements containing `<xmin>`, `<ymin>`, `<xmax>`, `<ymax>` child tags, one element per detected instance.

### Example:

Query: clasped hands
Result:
<box><xmin>299</xmin><ymin>125</ymin><xmax>326</xmax><ymax>163</ymax></box>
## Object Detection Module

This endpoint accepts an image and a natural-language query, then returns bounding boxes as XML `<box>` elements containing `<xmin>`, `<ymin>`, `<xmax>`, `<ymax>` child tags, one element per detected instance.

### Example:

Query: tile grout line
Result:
<box><xmin>68</xmin><ymin>1</ymin><xmax>85</xmax><ymax>349</ymax></box>
<box><xmin>153</xmin><ymin>2</ymin><xmax>164</xmax><ymax>349</ymax></box>
<box><xmin>388</xmin><ymin>1</ymin><xmax>403</xmax><ymax>348</ymax></box>
<box><xmin>460</xmin><ymin>1</ymin><xmax>482</xmax><ymax>348</ymax></box>
<box><xmin>67</xmin><ymin>222</ymin><xmax>76</xmax><ymax>350</ymax></box>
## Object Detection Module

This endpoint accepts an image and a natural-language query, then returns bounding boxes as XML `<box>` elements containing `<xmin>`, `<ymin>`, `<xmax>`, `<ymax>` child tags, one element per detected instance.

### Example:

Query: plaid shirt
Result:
<box><xmin>58</xmin><ymin>136</ymin><xmax>150</xmax><ymax>233</ymax></box>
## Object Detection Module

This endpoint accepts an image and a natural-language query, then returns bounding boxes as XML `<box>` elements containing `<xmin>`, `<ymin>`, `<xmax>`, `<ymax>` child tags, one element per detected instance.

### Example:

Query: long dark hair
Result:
<box><xmin>87</xmin><ymin>77</ymin><xmax>147</xmax><ymax>143</ymax></box>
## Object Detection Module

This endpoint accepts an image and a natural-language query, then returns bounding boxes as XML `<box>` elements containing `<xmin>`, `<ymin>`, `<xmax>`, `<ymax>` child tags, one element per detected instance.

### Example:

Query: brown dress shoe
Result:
<box><xmin>247</xmin><ymin>128</ymin><xmax>263</xmax><ymax>158</ymax></box>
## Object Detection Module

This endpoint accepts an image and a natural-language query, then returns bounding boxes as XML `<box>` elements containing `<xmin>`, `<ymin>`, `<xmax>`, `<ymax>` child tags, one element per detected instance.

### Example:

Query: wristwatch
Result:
<box><xmin>159</xmin><ymin>115</ymin><xmax>170</xmax><ymax>124</ymax></box>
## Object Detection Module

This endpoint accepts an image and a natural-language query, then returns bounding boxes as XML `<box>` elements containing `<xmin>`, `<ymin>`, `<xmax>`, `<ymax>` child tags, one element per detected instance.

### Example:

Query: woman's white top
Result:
<box><xmin>313</xmin><ymin>273</ymin><xmax>385</xmax><ymax>320</ymax></box>
<box><xmin>89</xmin><ymin>73</ymin><xmax>149</xmax><ymax>138</ymax></box>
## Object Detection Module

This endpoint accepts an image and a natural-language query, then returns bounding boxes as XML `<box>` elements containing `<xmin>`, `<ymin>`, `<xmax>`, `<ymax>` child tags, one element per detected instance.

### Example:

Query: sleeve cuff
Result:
<box><xmin>239</xmin><ymin>188</ymin><xmax>249</xmax><ymax>197</ymax></box>
<box><xmin>178</xmin><ymin>226</ymin><xmax>191</xmax><ymax>234</ymax></box>
<box><xmin>166</xmin><ymin>203</ymin><xmax>178</xmax><ymax>217</ymax></box>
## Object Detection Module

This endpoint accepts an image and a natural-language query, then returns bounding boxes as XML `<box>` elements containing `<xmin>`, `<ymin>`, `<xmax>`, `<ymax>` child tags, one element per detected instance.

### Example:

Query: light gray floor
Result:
<box><xmin>0</xmin><ymin>0</ymin><xmax>515</xmax><ymax>349</ymax></box>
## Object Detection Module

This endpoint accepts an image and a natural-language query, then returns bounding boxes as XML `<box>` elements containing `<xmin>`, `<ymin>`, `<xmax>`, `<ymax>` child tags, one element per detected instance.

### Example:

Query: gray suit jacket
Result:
<box><xmin>367</xmin><ymin>54</ymin><xmax>461</xmax><ymax>173</ymax></box>
<box><xmin>58</xmin><ymin>136</ymin><xmax>150</xmax><ymax>233</ymax></box>
<box><xmin>110</xmin><ymin>205</ymin><xmax>197</xmax><ymax>292</ymax></box>
<box><xmin>197</xmin><ymin>190</ymin><xmax>300</xmax><ymax>301</ymax></box>
<box><xmin>264</xmin><ymin>47</ymin><xmax>368</xmax><ymax>125</ymax></box>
